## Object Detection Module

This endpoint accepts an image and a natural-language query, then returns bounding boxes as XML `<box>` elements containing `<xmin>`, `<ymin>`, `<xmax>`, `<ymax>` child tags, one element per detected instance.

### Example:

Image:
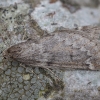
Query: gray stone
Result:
<box><xmin>18</xmin><ymin>67</ymin><xmax>24</xmax><ymax>73</ymax></box>
<box><xmin>12</xmin><ymin>84</ymin><xmax>17</xmax><ymax>88</ymax></box>
<box><xmin>13</xmin><ymin>81</ymin><xmax>18</xmax><ymax>85</ymax></box>
<box><xmin>29</xmin><ymin>90</ymin><xmax>33</xmax><ymax>93</ymax></box>
<box><xmin>8</xmin><ymin>65</ymin><xmax>11</xmax><ymax>68</ymax></box>
<box><xmin>31</xmin><ymin>95</ymin><xmax>34</xmax><ymax>99</ymax></box>
<box><xmin>7</xmin><ymin>62</ymin><xmax>11</xmax><ymax>66</ymax></box>
<box><xmin>30</xmin><ymin>73</ymin><xmax>34</xmax><ymax>76</ymax></box>
<box><xmin>2</xmin><ymin>83</ymin><xmax>6</xmax><ymax>87</ymax></box>
<box><xmin>6</xmin><ymin>88</ymin><xmax>12</xmax><ymax>93</ymax></box>
<box><xmin>0</xmin><ymin>90</ymin><xmax>2</xmax><ymax>95</ymax></box>
<box><xmin>24</xmin><ymin>85</ymin><xmax>30</xmax><ymax>90</ymax></box>
<box><xmin>11</xmin><ymin>77</ymin><xmax>16</xmax><ymax>81</ymax></box>
<box><xmin>30</xmin><ymin>85</ymin><xmax>37</xmax><ymax>90</ymax></box>
<box><xmin>7</xmin><ymin>84</ymin><xmax>11</xmax><ymax>88</ymax></box>
<box><xmin>6</xmin><ymin>76</ymin><xmax>10</xmax><ymax>81</ymax></box>
<box><xmin>11</xmin><ymin>67</ymin><xmax>17</xmax><ymax>71</ymax></box>
<box><xmin>0</xmin><ymin>57</ymin><xmax>3</xmax><ymax>62</ymax></box>
<box><xmin>11</xmin><ymin>71</ymin><xmax>15</xmax><ymax>75</ymax></box>
<box><xmin>24</xmin><ymin>81</ymin><xmax>29</xmax><ymax>84</ymax></box>
<box><xmin>34</xmin><ymin>89</ymin><xmax>39</xmax><ymax>95</ymax></box>
<box><xmin>19</xmin><ymin>84</ymin><xmax>23</xmax><ymax>88</ymax></box>
<box><xmin>34</xmin><ymin>94</ymin><xmax>39</xmax><ymax>99</ymax></box>
<box><xmin>19</xmin><ymin>89</ymin><xmax>24</xmax><ymax>94</ymax></box>
<box><xmin>18</xmin><ymin>77</ymin><xmax>23</xmax><ymax>83</ymax></box>
<box><xmin>14</xmin><ymin>98</ymin><xmax>18</xmax><ymax>100</ymax></box>
<box><xmin>3</xmin><ymin>65</ymin><xmax>8</xmax><ymax>71</ymax></box>
<box><xmin>8</xmin><ymin>98</ymin><xmax>12</xmax><ymax>100</ymax></box>
<box><xmin>26</xmin><ymin>91</ymin><xmax>31</xmax><ymax>97</ymax></box>
<box><xmin>37</xmin><ymin>81</ymin><xmax>42</xmax><ymax>87</ymax></box>
<box><xmin>15</xmin><ymin>93</ymin><xmax>20</xmax><ymax>98</ymax></box>
<box><xmin>22</xmin><ymin>95</ymin><xmax>28</xmax><ymax>100</ymax></box>
<box><xmin>10</xmin><ymin>94</ymin><xmax>15</xmax><ymax>99</ymax></box>
<box><xmin>41</xmin><ymin>87</ymin><xmax>44</xmax><ymax>90</ymax></box>
<box><xmin>5</xmin><ymin>69</ymin><xmax>11</xmax><ymax>75</ymax></box>
<box><xmin>16</xmin><ymin>73</ymin><xmax>21</xmax><ymax>77</ymax></box>
<box><xmin>34</xmin><ymin>68</ymin><xmax>40</xmax><ymax>74</ymax></box>
<box><xmin>13</xmin><ymin>88</ymin><xmax>19</xmax><ymax>92</ymax></box>
<box><xmin>1</xmin><ymin>92</ymin><xmax>7</xmax><ymax>98</ymax></box>
<box><xmin>2</xmin><ymin>88</ymin><xmax>8</xmax><ymax>93</ymax></box>
<box><xmin>2</xmin><ymin>96</ymin><xmax>7</xmax><ymax>100</ymax></box>
<box><xmin>11</xmin><ymin>73</ymin><xmax>16</xmax><ymax>78</ymax></box>
<box><xmin>39</xmin><ymin>74</ymin><xmax>43</xmax><ymax>79</ymax></box>
<box><xmin>31</xmin><ymin>78</ymin><xmax>36</xmax><ymax>83</ymax></box>
<box><xmin>12</xmin><ymin>61</ymin><xmax>19</xmax><ymax>67</ymax></box>
<box><xmin>42</xmin><ymin>80</ymin><xmax>46</xmax><ymax>84</ymax></box>
<box><xmin>1</xmin><ymin>74</ymin><xmax>4</xmax><ymax>78</ymax></box>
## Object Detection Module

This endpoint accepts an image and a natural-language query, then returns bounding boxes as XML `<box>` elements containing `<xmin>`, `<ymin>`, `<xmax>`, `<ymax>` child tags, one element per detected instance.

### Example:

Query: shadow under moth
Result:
<box><xmin>4</xmin><ymin>25</ymin><xmax>100</xmax><ymax>70</ymax></box>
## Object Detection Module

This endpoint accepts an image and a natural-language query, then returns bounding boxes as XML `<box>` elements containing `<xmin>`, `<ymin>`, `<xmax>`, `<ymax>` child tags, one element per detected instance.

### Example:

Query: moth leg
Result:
<box><xmin>41</xmin><ymin>66</ymin><xmax>62</xmax><ymax>81</ymax></box>
<box><xmin>21</xmin><ymin>22</ymin><xmax>29</xmax><ymax>40</ymax></box>
<box><xmin>22</xmin><ymin>27</ymin><xmax>27</xmax><ymax>40</ymax></box>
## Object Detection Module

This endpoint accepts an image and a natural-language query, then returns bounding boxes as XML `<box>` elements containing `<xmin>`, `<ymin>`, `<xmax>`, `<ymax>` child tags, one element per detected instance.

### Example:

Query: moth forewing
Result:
<box><xmin>5</xmin><ymin>26</ymin><xmax>100</xmax><ymax>70</ymax></box>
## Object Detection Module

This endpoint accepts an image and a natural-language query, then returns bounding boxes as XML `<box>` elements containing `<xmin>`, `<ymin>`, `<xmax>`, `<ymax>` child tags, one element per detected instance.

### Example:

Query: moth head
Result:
<box><xmin>3</xmin><ymin>44</ymin><xmax>22</xmax><ymax>60</ymax></box>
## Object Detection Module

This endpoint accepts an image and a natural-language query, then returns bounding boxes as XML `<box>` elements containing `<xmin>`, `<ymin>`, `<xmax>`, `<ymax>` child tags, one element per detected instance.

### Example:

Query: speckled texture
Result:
<box><xmin>31</xmin><ymin>0</ymin><xmax>100</xmax><ymax>33</ymax></box>
<box><xmin>0</xmin><ymin>61</ymin><xmax>64</xmax><ymax>100</ymax></box>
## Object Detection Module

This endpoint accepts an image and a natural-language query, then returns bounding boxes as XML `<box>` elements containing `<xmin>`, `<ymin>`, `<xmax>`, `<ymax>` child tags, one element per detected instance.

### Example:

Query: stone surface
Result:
<box><xmin>0</xmin><ymin>0</ymin><xmax>100</xmax><ymax>100</ymax></box>
<box><xmin>5</xmin><ymin>69</ymin><xmax>11</xmax><ymax>75</ymax></box>
<box><xmin>24</xmin><ymin>85</ymin><xmax>30</xmax><ymax>90</ymax></box>
<box><xmin>22</xmin><ymin>95</ymin><xmax>28</xmax><ymax>100</ymax></box>
<box><xmin>11</xmin><ymin>67</ymin><xmax>17</xmax><ymax>71</ymax></box>
<box><xmin>15</xmin><ymin>93</ymin><xmax>20</xmax><ymax>98</ymax></box>
<box><xmin>10</xmin><ymin>94</ymin><xmax>15</xmax><ymax>99</ymax></box>
<box><xmin>26</xmin><ymin>91</ymin><xmax>31</xmax><ymax>97</ymax></box>
<box><xmin>12</xmin><ymin>61</ymin><xmax>19</xmax><ymax>67</ymax></box>
<box><xmin>18</xmin><ymin>67</ymin><xmax>24</xmax><ymax>73</ymax></box>
<box><xmin>18</xmin><ymin>77</ymin><xmax>23</xmax><ymax>83</ymax></box>
<box><xmin>31</xmin><ymin>78</ymin><xmax>36</xmax><ymax>83</ymax></box>
<box><xmin>0</xmin><ymin>90</ymin><xmax>2</xmax><ymax>95</ymax></box>
<box><xmin>18</xmin><ymin>89</ymin><xmax>24</xmax><ymax>94</ymax></box>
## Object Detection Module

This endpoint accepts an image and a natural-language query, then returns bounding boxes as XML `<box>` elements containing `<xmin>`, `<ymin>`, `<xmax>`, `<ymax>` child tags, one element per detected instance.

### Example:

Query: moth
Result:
<box><xmin>4</xmin><ymin>26</ymin><xmax>100</xmax><ymax>70</ymax></box>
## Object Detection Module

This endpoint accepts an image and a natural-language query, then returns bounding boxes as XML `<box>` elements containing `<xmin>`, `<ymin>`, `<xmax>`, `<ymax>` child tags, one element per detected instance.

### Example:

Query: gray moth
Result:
<box><xmin>4</xmin><ymin>26</ymin><xmax>100</xmax><ymax>70</ymax></box>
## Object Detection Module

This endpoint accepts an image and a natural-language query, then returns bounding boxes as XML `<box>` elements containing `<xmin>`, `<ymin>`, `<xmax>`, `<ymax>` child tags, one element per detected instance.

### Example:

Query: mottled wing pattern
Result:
<box><xmin>6</xmin><ymin>26</ymin><xmax>100</xmax><ymax>70</ymax></box>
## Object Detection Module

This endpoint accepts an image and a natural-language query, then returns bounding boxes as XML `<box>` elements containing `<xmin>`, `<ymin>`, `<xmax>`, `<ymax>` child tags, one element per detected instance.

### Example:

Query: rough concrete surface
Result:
<box><xmin>0</xmin><ymin>0</ymin><xmax>100</xmax><ymax>100</ymax></box>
